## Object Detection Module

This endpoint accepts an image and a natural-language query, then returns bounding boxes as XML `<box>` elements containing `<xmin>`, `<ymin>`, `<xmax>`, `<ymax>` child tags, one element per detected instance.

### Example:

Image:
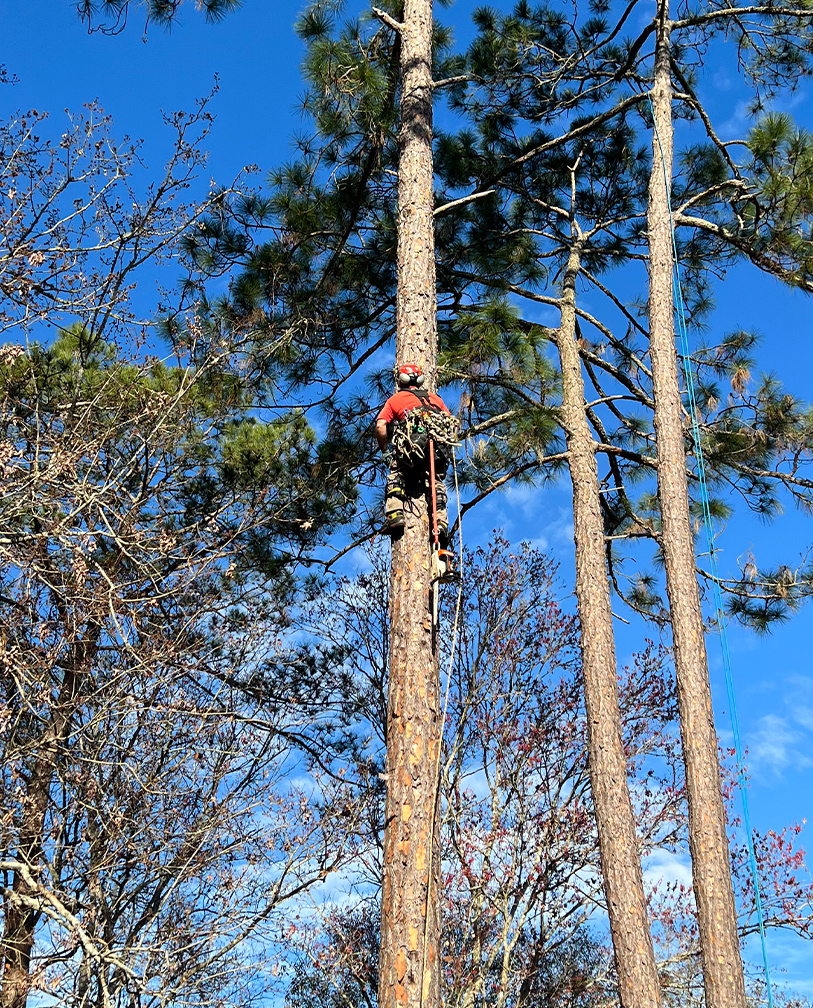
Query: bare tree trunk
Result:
<box><xmin>2</xmin><ymin>770</ymin><xmax>52</xmax><ymax>1008</ymax></box>
<box><xmin>378</xmin><ymin>0</ymin><xmax>442</xmax><ymax>1006</ymax></box>
<box><xmin>2</xmin><ymin>634</ymin><xmax>95</xmax><ymax>1008</ymax></box>
<box><xmin>556</xmin><ymin>242</ymin><xmax>663</xmax><ymax>1008</ymax></box>
<box><xmin>647</xmin><ymin>5</ymin><xmax>747</xmax><ymax>1006</ymax></box>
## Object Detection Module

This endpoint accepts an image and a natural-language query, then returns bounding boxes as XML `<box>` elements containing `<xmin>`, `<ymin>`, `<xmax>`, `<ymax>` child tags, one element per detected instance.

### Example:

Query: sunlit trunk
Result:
<box><xmin>556</xmin><ymin>242</ymin><xmax>663</xmax><ymax>1008</ymax></box>
<box><xmin>378</xmin><ymin>0</ymin><xmax>442</xmax><ymax>1005</ymax></box>
<box><xmin>647</xmin><ymin>4</ymin><xmax>747</xmax><ymax>1005</ymax></box>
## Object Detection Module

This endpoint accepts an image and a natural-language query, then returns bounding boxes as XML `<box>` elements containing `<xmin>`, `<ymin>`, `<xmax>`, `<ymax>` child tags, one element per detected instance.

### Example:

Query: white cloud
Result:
<box><xmin>717</xmin><ymin>99</ymin><xmax>752</xmax><ymax>141</ymax></box>
<box><xmin>791</xmin><ymin>704</ymin><xmax>813</xmax><ymax>732</ymax></box>
<box><xmin>785</xmin><ymin>673</ymin><xmax>813</xmax><ymax>696</ymax></box>
<box><xmin>783</xmin><ymin>675</ymin><xmax>813</xmax><ymax>731</ymax></box>
<box><xmin>642</xmin><ymin>848</ymin><xmax>694</xmax><ymax>892</ymax></box>
<box><xmin>711</xmin><ymin>67</ymin><xmax>736</xmax><ymax>91</ymax></box>
<box><xmin>744</xmin><ymin>929</ymin><xmax>813</xmax><ymax>1000</ymax></box>
<box><xmin>717</xmin><ymin>89</ymin><xmax>811</xmax><ymax>142</ymax></box>
<box><xmin>545</xmin><ymin>508</ymin><xmax>575</xmax><ymax>546</ymax></box>
<box><xmin>503</xmin><ymin>481</ymin><xmax>543</xmax><ymax>513</ymax></box>
<box><xmin>748</xmin><ymin>713</ymin><xmax>813</xmax><ymax>777</ymax></box>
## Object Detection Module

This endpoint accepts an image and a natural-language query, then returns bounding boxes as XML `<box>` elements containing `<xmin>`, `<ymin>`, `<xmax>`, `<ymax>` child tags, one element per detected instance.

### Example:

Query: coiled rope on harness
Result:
<box><xmin>390</xmin><ymin>408</ymin><xmax>461</xmax><ymax>465</ymax></box>
<box><xmin>651</xmin><ymin>96</ymin><xmax>775</xmax><ymax>1007</ymax></box>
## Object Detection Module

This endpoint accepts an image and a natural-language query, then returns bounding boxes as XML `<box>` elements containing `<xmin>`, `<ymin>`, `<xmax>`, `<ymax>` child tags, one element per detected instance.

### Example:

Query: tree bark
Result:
<box><xmin>646</xmin><ymin>5</ymin><xmax>747</xmax><ymax>1006</ymax></box>
<box><xmin>556</xmin><ymin>243</ymin><xmax>663</xmax><ymax>1008</ymax></box>
<box><xmin>378</xmin><ymin>0</ymin><xmax>442</xmax><ymax>1007</ymax></box>
<box><xmin>1</xmin><ymin>633</ymin><xmax>97</xmax><ymax>1008</ymax></box>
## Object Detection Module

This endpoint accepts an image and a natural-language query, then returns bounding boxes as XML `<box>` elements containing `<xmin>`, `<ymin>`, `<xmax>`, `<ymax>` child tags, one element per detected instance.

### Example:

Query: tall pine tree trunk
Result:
<box><xmin>378</xmin><ymin>0</ymin><xmax>442</xmax><ymax>1006</ymax></box>
<box><xmin>647</xmin><ymin>5</ymin><xmax>747</xmax><ymax>1005</ymax></box>
<box><xmin>557</xmin><ymin>242</ymin><xmax>663</xmax><ymax>1008</ymax></box>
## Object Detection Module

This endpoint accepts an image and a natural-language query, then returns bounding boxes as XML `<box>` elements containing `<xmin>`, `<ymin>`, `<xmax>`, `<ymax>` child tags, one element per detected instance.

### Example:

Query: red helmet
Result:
<box><xmin>397</xmin><ymin>363</ymin><xmax>425</xmax><ymax>387</ymax></box>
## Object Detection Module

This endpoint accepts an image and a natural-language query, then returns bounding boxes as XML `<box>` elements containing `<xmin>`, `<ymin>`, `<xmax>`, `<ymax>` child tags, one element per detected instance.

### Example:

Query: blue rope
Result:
<box><xmin>650</xmin><ymin>97</ymin><xmax>775</xmax><ymax>1007</ymax></box>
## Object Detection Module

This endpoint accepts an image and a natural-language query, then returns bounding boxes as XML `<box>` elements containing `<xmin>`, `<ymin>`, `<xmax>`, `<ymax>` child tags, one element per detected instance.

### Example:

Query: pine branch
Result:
<box><xmin>454</xmin><ymin>454</ymin><xmax>569</xmax><ymax>524</ymax></box>
<box><xmin>370</xmin><ymin>7</ymin><xmax>403</xmax><ymax>33</ymax></box>
<box><xmin>479</xmin><ymin>93</ymin><xmax>650</xmax><ymax>192</ymax></box>
<box><xmin>432</xmin><ymin>73</ymin><xmax>482</xmax><ymax>89</ymax></box>
<box><xmin>670</xmin><ymin>59</ymin><xmax>742</xmax><ymax>178</ymax></box>
<box><xmin>675</xmin><ymin>212</ymin><xmax>813</xmax><ymax>292</ymax></box>
<box><xmin>672</xmin><ymin>5</ymin><xmax>813</xmax><ymax>32</ymax></box>
<box><xmin>434</xmin><ymin>189</ymin><xmax>495</xmax><ymax>216</ymax></box>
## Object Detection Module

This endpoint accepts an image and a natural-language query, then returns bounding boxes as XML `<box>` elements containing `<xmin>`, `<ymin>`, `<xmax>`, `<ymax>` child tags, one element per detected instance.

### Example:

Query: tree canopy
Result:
<box><xmin>3</xmin><ymin>1</ymin><xmax>813</xmax><ymax>1004</ymax></box>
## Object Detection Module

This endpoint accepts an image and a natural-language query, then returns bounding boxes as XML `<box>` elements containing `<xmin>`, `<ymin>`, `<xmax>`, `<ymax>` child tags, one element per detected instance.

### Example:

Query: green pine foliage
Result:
<box><xmin>77</xmin><ymin>0</ymin><xmax>241</xmax><ymax>31</ymax></box>
<box><xmin>743</xmin><ymin>113</ymin><xmax>813</xmax><ymax>287</ymax></box>
<box><xmin>0</xmin><ymin>327</ymin><xmax>355</xmax><ymax>592</ymax></box>
<box><xmin>182</xmin><ymin>0</ymin><xmax>813</xmax><ymax>630</ymax></box>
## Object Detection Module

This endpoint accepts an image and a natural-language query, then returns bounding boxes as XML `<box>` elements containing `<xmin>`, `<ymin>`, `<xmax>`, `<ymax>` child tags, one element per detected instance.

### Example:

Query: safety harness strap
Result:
<box><xmin>390</xmin><ymin>390</ymin><xmax>459</xmax><ymax>465</ymax></box>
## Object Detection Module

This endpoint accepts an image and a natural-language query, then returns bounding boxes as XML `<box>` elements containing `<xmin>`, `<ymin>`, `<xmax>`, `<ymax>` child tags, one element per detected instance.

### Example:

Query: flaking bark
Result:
<box><xmin>556</xmin><ymin>243</ymin><xmax>663</xmax><ymax>1008</ymax></box>
<box><xmin>378</xmin><ymin>0</ymin><xmax>443</xmax><ymax>1006</ymax></box>
<box><xmin>646</xmin><ymin>5</ymin><xmax>747</xmax><ymax>1005</ymax></box>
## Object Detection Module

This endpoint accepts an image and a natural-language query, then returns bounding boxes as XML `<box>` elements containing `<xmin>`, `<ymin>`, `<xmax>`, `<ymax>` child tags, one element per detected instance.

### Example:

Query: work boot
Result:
<box><xmin>384</xmin><ymin>509</ymin><xmax>404</xmax><ymax>535</ymax></box>
<box><xmin>437</xmin><ymin>509</ymin><xmax>449</xmax><ymax>548</ymax></box>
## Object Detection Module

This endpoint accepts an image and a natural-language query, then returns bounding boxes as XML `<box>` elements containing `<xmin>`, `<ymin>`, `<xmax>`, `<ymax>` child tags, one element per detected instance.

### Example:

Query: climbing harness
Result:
<box><xmin>651</xmin><ymin>97</ymin><xmax>775</xmax><ymax>1007</ymax></box>
<box><xmin>389</xmin><ymin>388</ymin><xmax>460</xmax><ymax>467</ymax></box>
<box><xmin>386</xmin><ymin>385</ymin><xmax>460</xmax><ymax>622</ymax></box>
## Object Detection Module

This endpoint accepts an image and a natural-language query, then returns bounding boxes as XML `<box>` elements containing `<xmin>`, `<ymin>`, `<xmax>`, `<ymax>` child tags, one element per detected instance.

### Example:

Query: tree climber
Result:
<box><xmin>375</xmin><ymin>363</ymin><xmax>457</xmax><ymax>539</ymax></box>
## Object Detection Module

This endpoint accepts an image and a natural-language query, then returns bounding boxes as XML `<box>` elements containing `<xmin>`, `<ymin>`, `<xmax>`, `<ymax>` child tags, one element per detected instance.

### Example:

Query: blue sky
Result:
<box><xmin>2</xmin><ymin>0</ymin><xmax>811</xmax><ymax>994</ymax></box>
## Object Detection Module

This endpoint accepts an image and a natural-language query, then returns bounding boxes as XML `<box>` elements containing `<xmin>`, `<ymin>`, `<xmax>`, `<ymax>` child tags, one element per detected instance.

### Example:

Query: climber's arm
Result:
<box><xmin>375</xmin><ymin>417</ymin><xmax>390</xmax><ymax>452</ymax></box>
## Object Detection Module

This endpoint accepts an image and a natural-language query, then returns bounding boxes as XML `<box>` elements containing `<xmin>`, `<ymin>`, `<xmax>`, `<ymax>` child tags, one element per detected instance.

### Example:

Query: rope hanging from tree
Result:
<box><xmin>651</xmin><ymin>96</ymin><xmax>775</xmax><ymax>1007</ymax></box>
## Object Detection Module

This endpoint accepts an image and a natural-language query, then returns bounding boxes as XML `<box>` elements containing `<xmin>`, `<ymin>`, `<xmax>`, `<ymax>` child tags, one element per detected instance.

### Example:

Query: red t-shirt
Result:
<box><xmin>377</xmin><ymin>390</ymin><xmax>450</xmax><ymax>425</ymax></box>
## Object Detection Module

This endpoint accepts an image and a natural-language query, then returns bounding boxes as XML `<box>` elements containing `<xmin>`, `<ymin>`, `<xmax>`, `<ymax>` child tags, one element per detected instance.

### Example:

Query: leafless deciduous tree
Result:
<box><xmin>282</xmin><ymin>539</ymin><xmax>813</xmax><ymax>1007</ymax></box>
<box><xmin>0</xmin><ymin>104</ymin><xmax>358</xmax><ymax>1008</ymax></box>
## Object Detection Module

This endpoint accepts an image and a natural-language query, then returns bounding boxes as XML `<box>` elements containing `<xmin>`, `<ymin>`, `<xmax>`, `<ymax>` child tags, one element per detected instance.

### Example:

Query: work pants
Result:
<box><xmin>385</xmin><ymin>449</ymin><xmax>448</xmax><ymax>531</ymax></box>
